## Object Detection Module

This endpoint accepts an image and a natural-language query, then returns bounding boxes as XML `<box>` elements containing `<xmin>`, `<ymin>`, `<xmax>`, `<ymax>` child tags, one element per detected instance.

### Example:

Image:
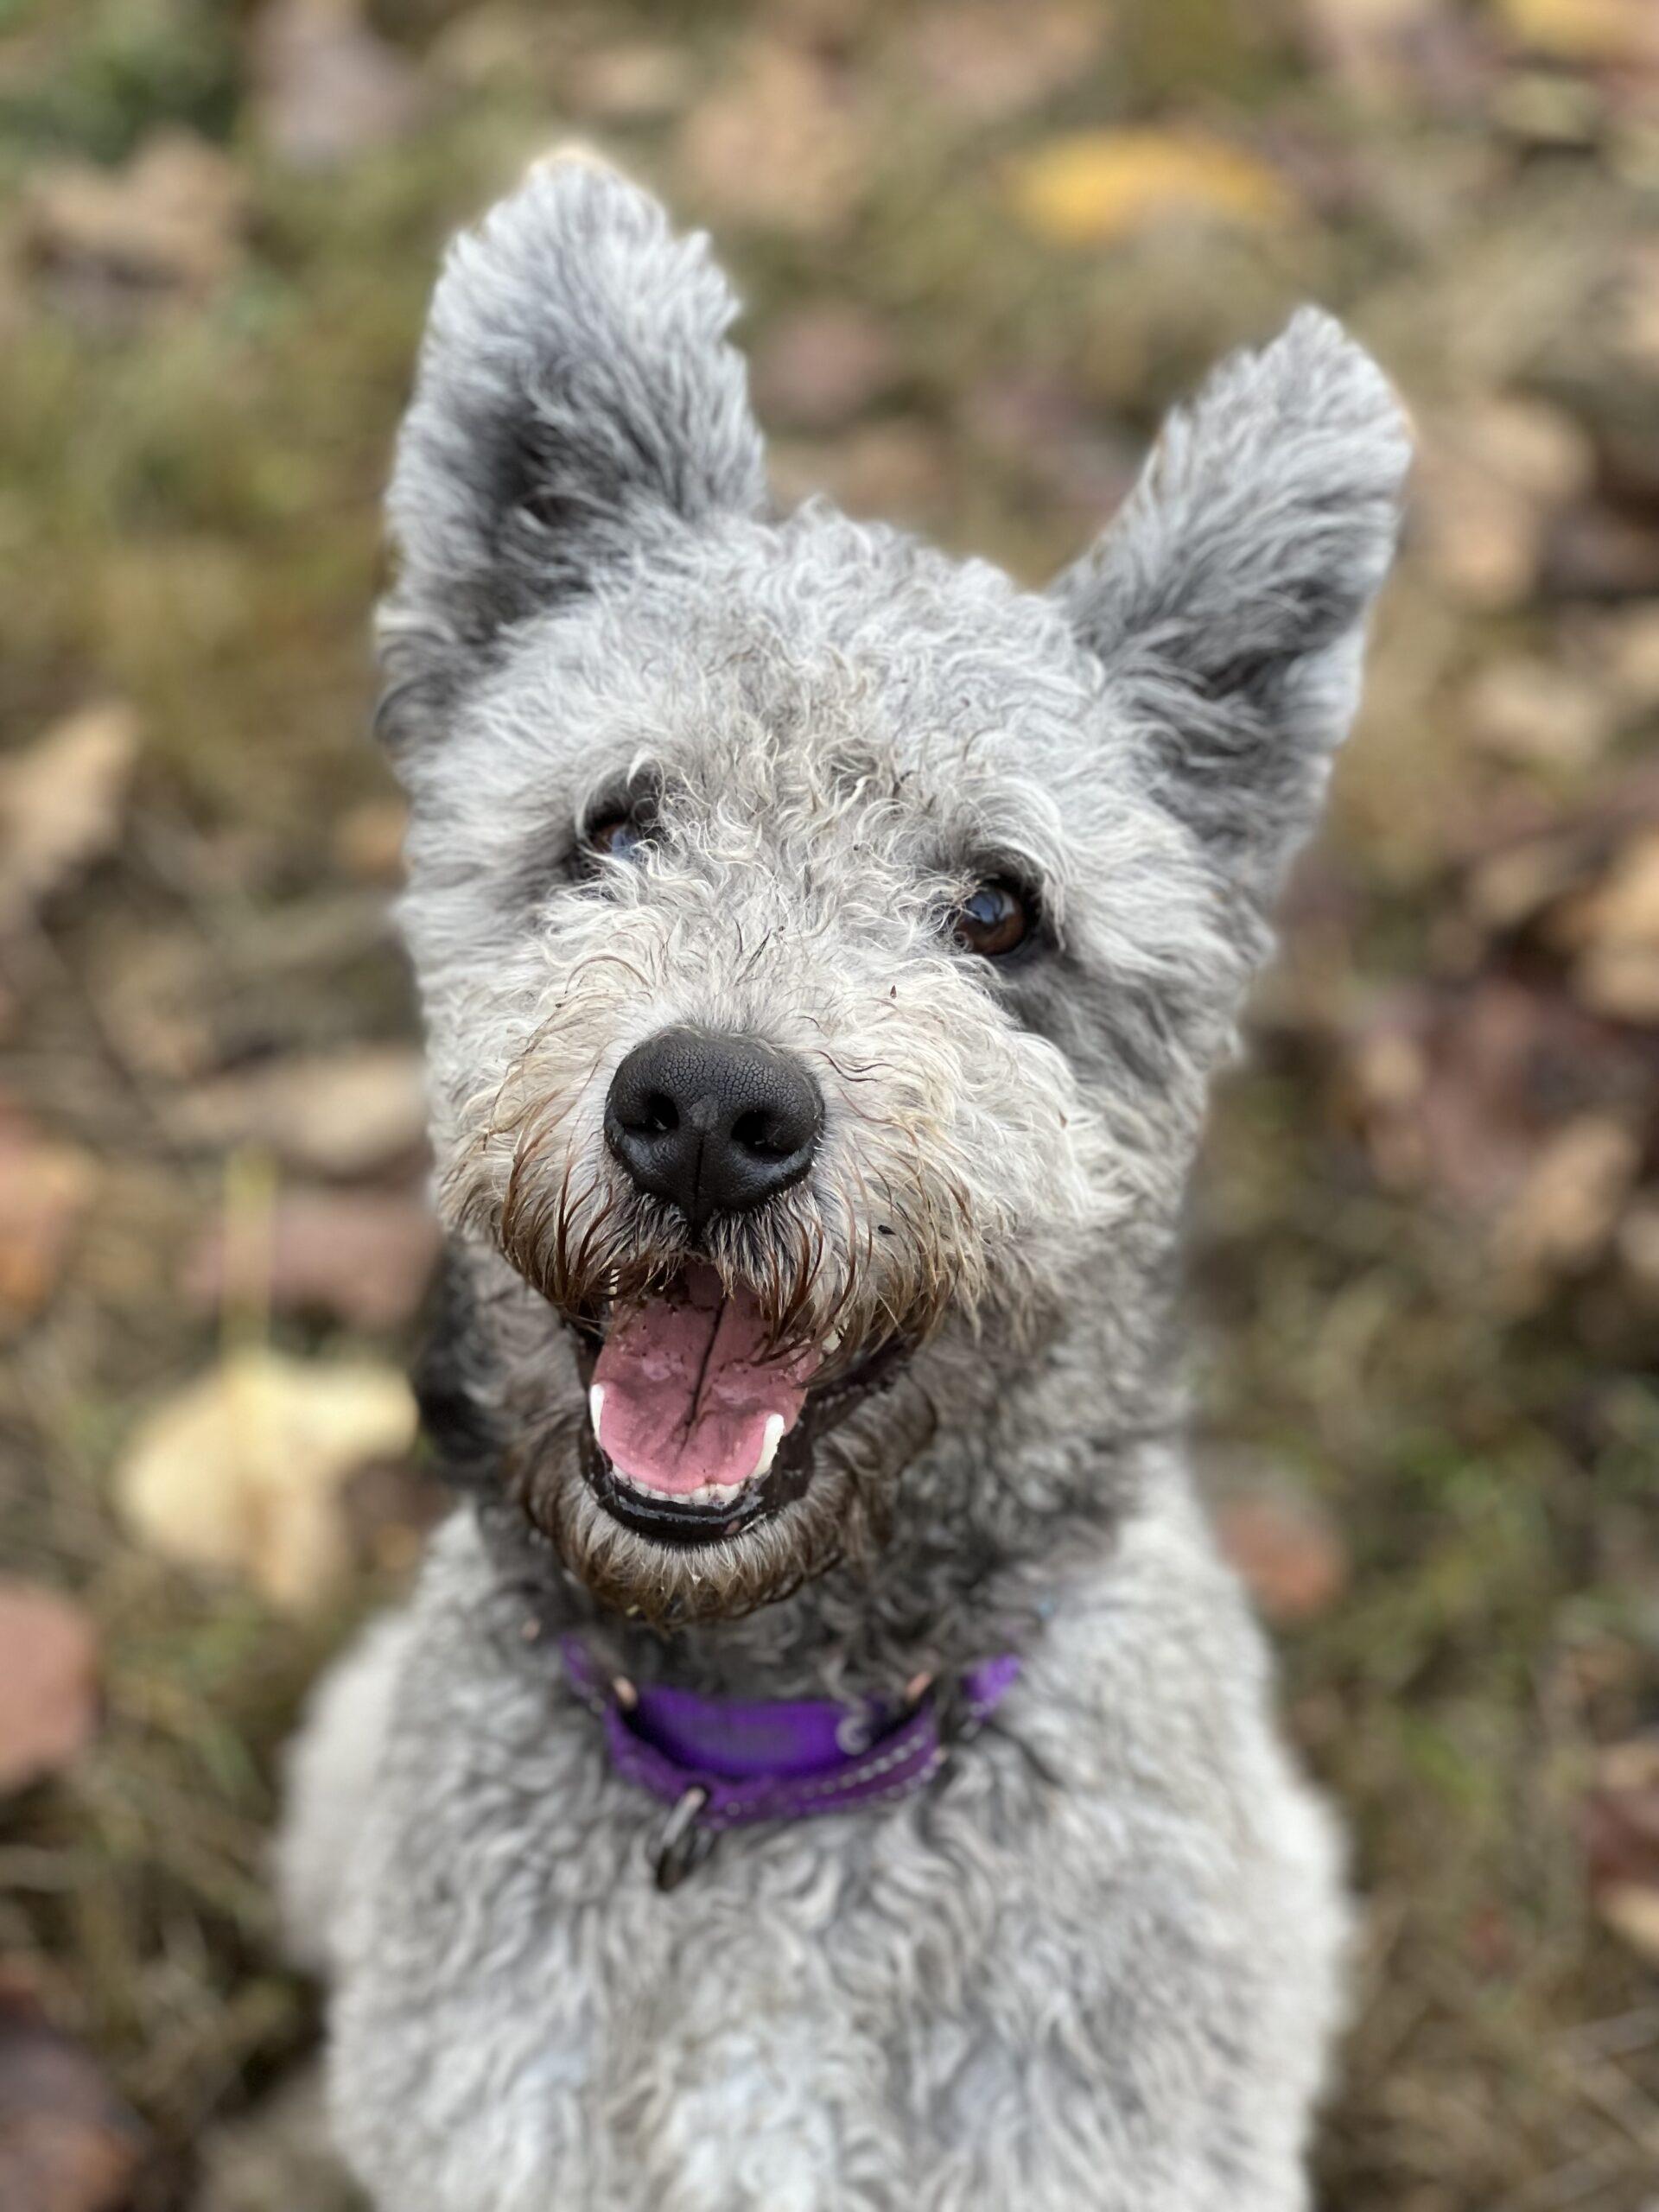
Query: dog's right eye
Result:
<box><xmin>584</xmin><ymin>810</ymin><xmax>650</xmax><ymax>867</ymax></box>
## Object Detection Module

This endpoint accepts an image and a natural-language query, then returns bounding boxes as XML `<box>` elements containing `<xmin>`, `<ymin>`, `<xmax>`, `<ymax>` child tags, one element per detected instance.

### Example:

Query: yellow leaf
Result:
<box><xmin>1009</xmin><ymin>130</ymin><xmax>1299</xmax><ymax>248</ymax></box>
<box><xmin>116</xmin><ymin>1351</ymin><xmax>418</xmax><ymax>1611</ymax></box>
<box><xmin>1497</xmin><ymin>0</ymin><xmax>1659</xmax><ymax>65</ymax></box>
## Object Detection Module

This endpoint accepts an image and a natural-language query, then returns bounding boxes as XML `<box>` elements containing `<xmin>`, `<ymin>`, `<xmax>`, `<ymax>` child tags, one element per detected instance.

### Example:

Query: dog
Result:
<box><xmin>277</xmin><ymin>153</ymin><xmax>1410</xmax><ymax>2212</ymax></box>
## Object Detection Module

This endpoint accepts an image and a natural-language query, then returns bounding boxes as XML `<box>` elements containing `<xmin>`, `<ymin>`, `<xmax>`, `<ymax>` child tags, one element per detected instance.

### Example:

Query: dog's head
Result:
<box><xmin>380</xmin><ymin>158</ymin><xmax>1408</xmax><ymax>1624</ymax></box>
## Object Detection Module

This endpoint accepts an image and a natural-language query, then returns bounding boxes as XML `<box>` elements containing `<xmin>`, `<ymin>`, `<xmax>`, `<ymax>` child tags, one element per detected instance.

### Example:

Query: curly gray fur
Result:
<box><xmin>279</xmin><ymin>155</ymin><xmax>1410</xmax><ymax>2210</ymax></box>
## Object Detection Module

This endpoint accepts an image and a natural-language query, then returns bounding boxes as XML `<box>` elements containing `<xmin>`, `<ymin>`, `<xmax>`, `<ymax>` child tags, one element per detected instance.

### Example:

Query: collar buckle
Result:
<box><xmin>653</xmin><ymin>1785</ymin><xmax>714</xmax><ymax>1892</ymax></box>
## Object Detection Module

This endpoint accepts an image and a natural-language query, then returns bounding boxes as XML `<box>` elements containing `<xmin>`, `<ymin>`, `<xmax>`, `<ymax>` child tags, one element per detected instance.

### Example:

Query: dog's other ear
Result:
<box><xmin>1052</xmin><ymin>309</ymin><xmax>1410</xmax><ymax>901</ymax></box>
<box><xmin>380</xmin><ymin>155</ymin><xmax>766</xmax><ymax>714</ymax></box>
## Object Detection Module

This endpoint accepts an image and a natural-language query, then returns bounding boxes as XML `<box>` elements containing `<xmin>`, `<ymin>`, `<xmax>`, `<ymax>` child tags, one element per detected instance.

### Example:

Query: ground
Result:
<box><xmin>2</xmin><ymin>3</ymin><xmax>1659</xmax><ymax>2209</ymax></box>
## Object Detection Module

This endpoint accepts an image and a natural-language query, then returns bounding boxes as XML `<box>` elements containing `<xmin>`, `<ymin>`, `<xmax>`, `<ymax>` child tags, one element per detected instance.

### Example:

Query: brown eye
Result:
<box><xmin>585</xmin><ymin>810</ymin><xmax>649</xmax><ymax>866</ymax></box>
<box><xmin>951</xmin><ymin>878</ymin><xmax>1033</xmax><ymax>959</ymax></box>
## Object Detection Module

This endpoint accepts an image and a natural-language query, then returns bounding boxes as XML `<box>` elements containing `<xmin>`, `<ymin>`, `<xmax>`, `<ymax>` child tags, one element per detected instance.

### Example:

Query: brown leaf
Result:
<box><xmin>1460</xmin><ymin>657</ymin><xmax>1616</xmax><ymax>772</ymax></box>
<box><xmin>1300</xmin><ymin>0</ymin><xmax>1458</xmax><ymax>96</ymax></box>
<box><xmin>0</xmin><ymin>704</ymin><xmax>140</xmax><ymax>939</ymax></box>
<box><xmin>1414</xmin><ymin>400</ymin><xmax>1594</xmax><ymax>612</ymax></box>
<box><xmin>1552</xmin><ymin>826</ymin><xmax>1659</xmax><ymax>1021</ymax></box>
<box><xmin>1586</xmin><ymin>1735</ymin><xmax>1659</xmax><ymax>1965</ymax></box>
<box><xmin>0</xmin><ymin>1103</ymin><xmax>94</xmax><ymax>1330</ymax></box>
<box><xmin>1205</xmin><ymin>1464</ymin><xmax>1349</xmax><ymax>1625</ymax></box>
<box><xmin>251</xmin><ymin>0</ymin><xmax>425</xmax><ymax>172</ymax></box>
<box><xmin>22</xmin><ymin>132</ymin><xmax>245</xmax><ymax>308</ymax></box>
<box><xmin>1342</xmin><ymin>979</ymin><xmax>1639</xmax><ymax>1217</ymax></box>
<box><xmin>0</xmin><ymin>1990</ymin><xmax>146</xmax><ymax>2212</ymax></box>
<box><xmin>678</xmin><ymin>41</ymin><xmax>868</xmax><ymax>236</ymax></box>
<box><xmin>183</xmin><ymin>1185</ymin><xmax>440</xmax><ymax>1332</ymax></box>
<box><xmin>752</xmin><ymin>303</ymin><xmax>899</xmax><ymax>432</ymax></box>
<box><xmin>0</xmin><ymin>1582</ymin><xmax>99</xmax><ymax>1796</ymax></box>
<box><xmin>116</xmin><ymin>1351</ymin><xmax>419</xmax><ymax>1611</ymax></box>
<box><xmin>563</xmin><ymin>41</ymin><xmax>694</xmax><ymax>125</ymax></box>
<box><xmin>1491</xmin><ymin>1113</ymin><xmax>1641</xmax><ymax>1293</ymax></box>
<box><xmin>171</xmin><ymin>1046</ymin><xmax>428</xmax><ymax>1180</ymax></box>
<box><xmin>1008</xmin><ymin>130</ymin><xmax>1300</xmax><ymax>248</ymax></box>
<box><xmin>899</xmin><ymin>0</ymin><xmax>1107</xmax><ymax>122</ymax></box>
<box><xmin>1498</xmin><ymin>0</ymin><xmax>1659</xmax><ymax>67</ymax></box>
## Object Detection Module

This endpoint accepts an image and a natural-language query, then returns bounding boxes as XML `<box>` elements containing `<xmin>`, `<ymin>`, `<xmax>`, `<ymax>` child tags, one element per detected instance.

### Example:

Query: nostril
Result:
<box><xmin>636</xmin><ymin>1090</ymin><xmax>677</xmax><ymax>1137</ymax></box>
<box><xmin>732</xmin><ymin>1108</ymin><xmax>793</xmax><ymax>1159</ymax></box>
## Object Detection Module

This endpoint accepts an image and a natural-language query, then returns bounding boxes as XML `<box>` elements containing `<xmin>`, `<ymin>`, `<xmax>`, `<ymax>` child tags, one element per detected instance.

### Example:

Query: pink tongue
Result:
<box><xmin>592</xmin><ymin>1264</ymin><xmax>819</xmax><ymax>1496</ymax></box>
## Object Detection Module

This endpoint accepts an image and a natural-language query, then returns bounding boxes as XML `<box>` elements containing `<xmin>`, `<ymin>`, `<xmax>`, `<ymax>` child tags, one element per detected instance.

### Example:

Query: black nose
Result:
<box><xmin>605</xmin><ymin>1027</ymin><xmax>823</xmax><ymax>1232</ymax></box>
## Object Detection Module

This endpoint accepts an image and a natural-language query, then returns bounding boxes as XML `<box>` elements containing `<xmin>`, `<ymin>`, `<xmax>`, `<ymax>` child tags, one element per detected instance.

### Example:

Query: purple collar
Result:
<box><xmin>560</xmin><ymin>1636</ymin><xmax>1021</xmax><ymax>1888</ymax></box>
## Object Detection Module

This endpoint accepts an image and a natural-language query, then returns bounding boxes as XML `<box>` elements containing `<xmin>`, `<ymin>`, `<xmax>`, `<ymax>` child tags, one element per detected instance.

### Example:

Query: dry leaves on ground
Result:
<box><xmin>170</xmin><ymin>1046</ymin><xmax>428</xmax><ymax>1181</ymax></box>
<box><xmin>250</xmin><ymin>0</ymin><xmax>425</xmax><ymax>172</ymax></box>
<box><xmin>899</xmin><ymin>0</ymin><xmax>1107</xmax><ymax>123</ymax></box>
<box><xmin>1584</xmin><ymin>1734</ymin><xmax>1659</xmax><ymax>1966</ymax></box>
<box><xmin>0</xmin><ymin>1583</ymin><xmax>99</xmax><ymax>1796</ymax></box>
<box><xmin>0</xmin><ymin>1986</ymin><xmax>147</xmax><ymax>2212</ymax></box>
<box><xmin>116</xmin><ymin>1351</ymin><xmax>418</xmax><ymax>1611</ymax></box>
<box><xmin>182</xmin><ymin>1185</ymin><xmax>440</xmax><ymax>1332</ymax></box>
<box><xmin>677</xmin><ymin>41</ymin><xmax>869</xmax><ymax>236</ymax></box>
<box><xmin>0</xmin><ymin>1103</ymin><xmax>94</xmax><ymax>1331</ymax></box>
<box><xmin>1207</xmin><ymin>1469</ymin><xmax>1351</xmax><ymax>1625</ymax></box>
<box><xmin>1497</xmin><ymin>0</ymin><xmax>1659</xmax><ymax>67</ymax></box>
<box><xmin>0</xmin><ymin>705</ymin><xmax>140</xmax><ymax>941</ymax></box>
<box><xmin>1008</xmin><ymin>130</ymin><xmax>1300</xmax><ymax>247</ymax></box>
<box><xmin>22</xmin><ymin>133</ymin><xmax>246</xmax><ymax>308</ymax></box>
<box><xmin>1414</xmin><ymin>398</ymin><xmax>1595</xmax><ymax>612</ymax></box>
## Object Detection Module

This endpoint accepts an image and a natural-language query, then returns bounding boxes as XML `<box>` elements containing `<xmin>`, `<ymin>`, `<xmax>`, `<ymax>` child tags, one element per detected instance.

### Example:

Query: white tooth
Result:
<box><xmin>588</xmin><ymin>1385</ymin><xmax>605</xmax><ymax>1439</ymax></box>
<box><xmin>751</xmin><ymin>1413</ymin><xmax>786</xmax><ymax>1481</ymax></box>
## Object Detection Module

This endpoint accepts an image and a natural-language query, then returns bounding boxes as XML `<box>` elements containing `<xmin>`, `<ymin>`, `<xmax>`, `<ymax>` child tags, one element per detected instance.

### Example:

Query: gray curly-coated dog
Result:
<box><xmin>277</xmin><ymin>153</ymin><xmax>1411</xmax><ymax>2212</ymax></box>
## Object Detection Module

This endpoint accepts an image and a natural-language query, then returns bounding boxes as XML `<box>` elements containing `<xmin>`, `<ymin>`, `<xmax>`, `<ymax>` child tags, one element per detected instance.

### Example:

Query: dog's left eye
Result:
<box><xmin>585</xmin><ymin>810</ymin><xmax>650</xmax><ymax>866</ymax></box>
<box><xmin>950</xmin><ymin>879</ymin><xmax>1033</xmax><ymax>959</ymax></box>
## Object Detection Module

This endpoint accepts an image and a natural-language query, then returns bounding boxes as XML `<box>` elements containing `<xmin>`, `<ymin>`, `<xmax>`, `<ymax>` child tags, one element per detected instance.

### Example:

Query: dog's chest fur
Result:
<box><xmin>311</xmin><ymin>1471</ymin><xmax>1344</xmax><ymax>2212</ymax></box>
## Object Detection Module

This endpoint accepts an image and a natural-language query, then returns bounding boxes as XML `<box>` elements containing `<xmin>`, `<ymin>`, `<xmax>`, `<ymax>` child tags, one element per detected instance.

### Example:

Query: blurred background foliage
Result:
<box><xmin>2</xmin><ymin>0</ymin><xmax>1659</xmax><ymax>2206</ymax></box>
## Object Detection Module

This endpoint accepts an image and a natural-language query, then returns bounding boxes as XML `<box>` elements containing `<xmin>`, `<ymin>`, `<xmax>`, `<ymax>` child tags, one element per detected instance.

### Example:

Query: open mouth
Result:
<box><xmin>569</xmin><ymin>1262</ymin><xmax>904</xmax><ymax>1546</ymax></box>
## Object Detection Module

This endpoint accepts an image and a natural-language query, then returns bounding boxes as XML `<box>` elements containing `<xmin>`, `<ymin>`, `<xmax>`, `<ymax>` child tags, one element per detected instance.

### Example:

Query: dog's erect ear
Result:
<box><xmin>380</xmin><ymin>156</ymin><xmax>766</xmax><ymax>704</ymax></box>
<box><xmin>1052</xmin><ymin>309</ymin><xmax>1410</xmax><ymax>900</ymax></box>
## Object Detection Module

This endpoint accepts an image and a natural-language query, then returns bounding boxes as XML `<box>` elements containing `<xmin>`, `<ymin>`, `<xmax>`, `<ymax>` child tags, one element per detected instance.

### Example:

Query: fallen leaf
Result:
<box><xmin>1491</xmin><ymin>1112</ymin><xmax>1640</xmax><ymax>1292</ymax></box>
<box><xmin>1585</xmin><ymin>1734</ymin><xmax>1659</xmax><ymax>1965</ymax></box>
<box><xmin>1596</xmin><ymin>602</ymin><xmax>1659</xmax><ymax>709</ymax></box>
<box><xmin>678</xmin><ymin>41</ymin><xmax>868</xmax><ymax>236</ymax></box>
<box><xmin>1212</xmin><ymin>1487</ymin><xmax>1349</xmax><ymax>1625</ymax></box>
<box><xmin>563</xmin><ymin>41</ymin><xmax>694</xmax><ymax>124</ymax></box>
<box><xmin>1342</xmin><ymin>979</ymin><xmax>1639</xmax><ymax>1217</ymax></box>
<box><xmin>0</xmin><ymin>1989</ymin><xmax>147</xmax><ymax>2212</ymax></box>
<box><xmin>0</xmin><ymin>1104</ymin><xmax>94</xmax><ymax>1329</ymax></box>
<box><xmin>1008</xmin><ymin>130</ymin><xmax>1300</xmax><ymax>247</ymax></box>
<box><xmin>182</xmin><ymin>1185</ymin><xmax>440</xmax><ymax>1332</ymax></box>
<box><xmin>116</xmin><ymin>1351</ymin><xmax>419</xmax><ymax>1611</ymax></box>
<box><xmin>0</xmin><ymin>1583</ymin><xmax>99</xmax><ymax>1795</ymax></box>
<box><xmin>1460</xmin><ymin>657</ymin><xmax>1616</xmax><ymax>772</ymax></box>
<box><xmin>1300</xmin><ymin>0</ymin><xmax>1462</xmax><ymax>95</ymax></box>
<box><xmin>22</xmin><ymin>132</ymin><xmax>245</xmax><ymax>308</ymax></box>
<box><xmin>251</xmin><ymin>0</ymin><xmax>425</xmax><ymax>172</ymax></box>
<box><xmin>172</xmin><ymin>1046</ymin><xmax>428</xmax><ymax>1179</ymax></box>
<box><xmin>0</xmin><ymin>704</ymin><xmax>140</xmax><ymax>938</ymax></box>
<box><xmin>1497</xmin><ymin>0</ymin><xmax>1659</xmax><ymax>67</ymax></box>
<box><xmin>1552</xmin><ymin>826</ymin><xmax>1659</xmax><ymax>1021</ymax></box>
<box><xmin>1414</xmin><ymin>399</ymin><xmax>1594</xmax><ymax>612</ymax></box>
<box><xmin>900</xmin><ymin>0</ymin><xmax>1107</xmax><ymax>122</ymax></box>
